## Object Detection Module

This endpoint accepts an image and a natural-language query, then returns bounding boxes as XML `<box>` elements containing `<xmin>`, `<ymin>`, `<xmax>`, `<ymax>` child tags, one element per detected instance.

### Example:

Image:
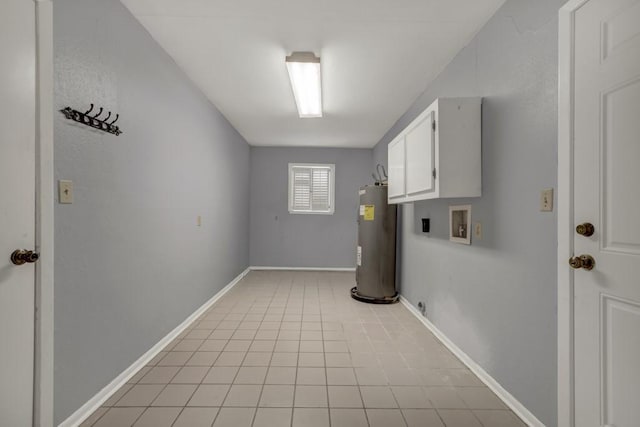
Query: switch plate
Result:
<box><xmin>540</xmin><ymin>188</ymin><xmax>554</xmax><ymax>212</ymax></box>
<box><xmin>58</xmin><ymin>180</ymin><xmax>73</xmax><ymax>204</ymax></box>
<box><xmin>474</xmin><ymin>222</ymin><xmax>482</xmax><ymax>240</ymax></box>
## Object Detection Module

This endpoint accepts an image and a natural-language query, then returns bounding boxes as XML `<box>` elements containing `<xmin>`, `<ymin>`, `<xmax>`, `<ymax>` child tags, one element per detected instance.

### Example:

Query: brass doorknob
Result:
<box><xmin>576</xmin><ymin>223</ymin><xmax>595</xmax><ymax>237</ymax></box>
<box><xmin>11</xmin><ymin>249</ymin><xmax>40</xmax><ymax>266</ymax></box>
<box><xmin>569</xmin><ymin>254</ymin><xmax>595</xmax><ymax>271</ymax></box>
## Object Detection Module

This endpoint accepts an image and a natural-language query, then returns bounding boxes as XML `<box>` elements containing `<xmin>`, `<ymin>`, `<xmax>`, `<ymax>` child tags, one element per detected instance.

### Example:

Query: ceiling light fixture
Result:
<box><xmin>285</xmin><ymin>52</ymin><xmax>322</xmax><ymax>118</ymax></box>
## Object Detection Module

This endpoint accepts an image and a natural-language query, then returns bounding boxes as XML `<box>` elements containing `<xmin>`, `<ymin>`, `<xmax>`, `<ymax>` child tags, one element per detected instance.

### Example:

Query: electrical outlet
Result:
<box><xmin>417</xmin><ymin>301</ymin><xmax>427</xmax><ymax>316</ymax></box>
<box><xmin>474</xmin><ymin>222</ymin><xmax>482</xmax><ymax>240</ymax></box>
<box><xmin>58</xmin><ymin>180</ymin><xmax>73</xmax><ymax>204</ymax></box>
<box><xmin>540</xmin><ymin>188</ymin><xmax>554</xmax><ymax>212</ymax></box>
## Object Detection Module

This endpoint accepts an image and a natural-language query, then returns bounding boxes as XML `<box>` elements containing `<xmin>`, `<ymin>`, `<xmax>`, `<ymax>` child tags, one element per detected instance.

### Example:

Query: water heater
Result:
<box><xmin>351</xmin><ymin>185</ymin><xmax>398</xmax><ymax>303</ymax></box>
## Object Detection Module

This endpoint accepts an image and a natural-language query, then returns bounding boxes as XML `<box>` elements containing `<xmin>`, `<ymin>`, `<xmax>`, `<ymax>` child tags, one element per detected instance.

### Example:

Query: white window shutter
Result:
<box><xmin>311</xmin><ymin>168</ymin><xmax>330</xmax><ymax>211</ymax></box>
<box><xmin>293</xmin><ymin>167</ymin><xmax>312</xmax><ymax>210</ymax></box>
<box><xmin>289</xmin><ymin>163</ymin><xmax>335</xmax><ymax>214</ymax></box>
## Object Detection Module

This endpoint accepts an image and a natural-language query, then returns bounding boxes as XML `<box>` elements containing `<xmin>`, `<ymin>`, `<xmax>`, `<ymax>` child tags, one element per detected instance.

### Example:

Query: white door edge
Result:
<box><xmin>558</xmin><ymin>1</ymin><xmax>590</xmax><ymax>426</ymax></box>
<box><xmin>34</xmin><ymin>0</ymin><xmax>54</xmax><ymax>425</ymax></box>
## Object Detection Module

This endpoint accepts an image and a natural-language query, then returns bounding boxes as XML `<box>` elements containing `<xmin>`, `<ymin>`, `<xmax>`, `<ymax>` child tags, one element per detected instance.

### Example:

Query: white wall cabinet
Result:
<box><xmin>388</xmin><ymin>134</ymin><xmax>406</xmax><ymax>198</ymax></box>
<box><xmin>387</xmin><ymin>97</ymin><xmax>482</xmax><ymax>204</ymax></box>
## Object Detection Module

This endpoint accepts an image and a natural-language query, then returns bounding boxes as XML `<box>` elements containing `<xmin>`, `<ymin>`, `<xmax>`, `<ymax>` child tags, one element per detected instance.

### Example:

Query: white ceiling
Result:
<box><xmin>122</xmin><ymin>0</ymin><xmax>505</xmax><ymax>148</ymax></box>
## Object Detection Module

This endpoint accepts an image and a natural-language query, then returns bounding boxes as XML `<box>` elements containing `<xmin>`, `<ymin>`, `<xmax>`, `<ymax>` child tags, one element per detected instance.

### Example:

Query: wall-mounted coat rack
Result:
<box><xmin>59</xmin><ymin>104</ymin><xmax>123</xmax><ymax>136</ymax></box>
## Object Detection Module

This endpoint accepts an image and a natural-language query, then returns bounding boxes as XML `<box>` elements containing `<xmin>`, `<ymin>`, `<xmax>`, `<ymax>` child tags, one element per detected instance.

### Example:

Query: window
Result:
<box><xmin>288</xmin><ymin>163</ymin><xmax>335</xmax><ymax>214</ymax></box>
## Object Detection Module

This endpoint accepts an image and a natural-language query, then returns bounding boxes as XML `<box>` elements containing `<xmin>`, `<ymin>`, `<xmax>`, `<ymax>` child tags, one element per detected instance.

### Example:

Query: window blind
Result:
<box><xmin>289</xmin><ymin>164</ymin><xmax>334</xmax><ymax>214</ymax></box>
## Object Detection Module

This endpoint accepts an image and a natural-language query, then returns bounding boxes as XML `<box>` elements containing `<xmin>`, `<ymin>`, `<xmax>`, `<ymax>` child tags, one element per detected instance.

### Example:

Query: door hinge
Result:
<box><xmin>432</xmin><ymin>120</ymin><xmax>436</xmax><ymax>132</ymax></box>
<box><xmin>432</xmin><ymin>168</ymin><xmax>437</xmax><ymax>179</ymax></box>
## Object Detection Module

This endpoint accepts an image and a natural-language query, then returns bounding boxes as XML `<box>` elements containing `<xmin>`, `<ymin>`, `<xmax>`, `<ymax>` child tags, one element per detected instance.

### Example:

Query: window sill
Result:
<box><xmin>288</xmin><ymin>210</ymin><xmax>335</xmax><ymax>215</ymax></box>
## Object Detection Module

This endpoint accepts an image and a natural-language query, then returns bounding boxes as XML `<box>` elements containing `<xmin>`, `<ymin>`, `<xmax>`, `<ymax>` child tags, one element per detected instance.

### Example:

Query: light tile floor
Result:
<box><xmin>81</xmin><ymin>271</ymin><xmax>526</xmax><ymax>427</ymax></box>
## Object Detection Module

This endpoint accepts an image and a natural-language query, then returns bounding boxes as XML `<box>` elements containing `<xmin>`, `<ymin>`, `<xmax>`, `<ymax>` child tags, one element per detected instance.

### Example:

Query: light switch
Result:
<box><xmin>540</xmin><ymin>188</ymin><xmax>554</xmax><ymax>212</ymax></box>
<box><xmin>474</xmin><ymin>222</ymin><xmax>482</xmax><ymax>240</ymax></box>
<box><xmin>59</xmin><ymin>180</ymin><xmax>73</xmax><ymax>204</ymax></box>
<box><xmin>197</xmin><ymin>215</ymin><xmax>202</xmax><ymax>227</ymax></box>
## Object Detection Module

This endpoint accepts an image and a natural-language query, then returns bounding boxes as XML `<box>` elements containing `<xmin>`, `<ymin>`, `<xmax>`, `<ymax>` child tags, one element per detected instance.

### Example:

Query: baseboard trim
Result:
<box><xmin>250</xmin><ymin>266</ymin><xmax>356</xmax><ymax>272</ymax></box>
<box><xmin>59</xmin><ymin>267</ymin><xmax>251</xmax><ymax>427</ymax></box>
<box><xmin>399</xmin><ymin>296</ymin><xmax>544</xmax><ymax>427</ymax></box>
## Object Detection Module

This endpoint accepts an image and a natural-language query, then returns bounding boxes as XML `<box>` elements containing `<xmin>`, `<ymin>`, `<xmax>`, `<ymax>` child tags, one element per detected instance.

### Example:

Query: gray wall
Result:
<box><xmin>372</xmin><ymin>0</ymin><xmax>563</xmax><ymax>425</ymax></box>
<box><xmin>53</xmin><ymin>0</ymin><xmax>250</xmax><ymax>423</ymax></box>
<box><xmin>250</xmin><ymin>147</ymin><xmax>372</xmax><ymax>268</ymax></box>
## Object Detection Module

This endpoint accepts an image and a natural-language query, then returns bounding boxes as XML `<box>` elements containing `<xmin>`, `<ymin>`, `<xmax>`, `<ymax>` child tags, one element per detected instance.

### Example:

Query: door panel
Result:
<box><xmin>405</xmin><ymin>111</ymin><xmax>434</xmax><ymax>196</ymax></box>
<box><xmin>0</xmin><ymin>0</ymin><xmax>36</xmax><ymax>425</ymax></box>
<box><xmin>602</xmin><ymin>78</ymin><xmax>640</xmax><ymax>253</ymax></box>
<box><xmin>601</xmin><ymin>295</ymin><xmax>640</xmax><ymax>426</ymax></box>
<box><xmin>573</xmin><ymin>0</ymin><xmax>640</xmax><ymax>426</ymax></box>
<box><xmin>601</xmin><ymin>0</ymin><xmax>640</xmax><ymax>61</ymax></box>
<box><xmin>388</xmin><ymin>137</ymin><xmax>406</xmax><ymax>198</ymax></box>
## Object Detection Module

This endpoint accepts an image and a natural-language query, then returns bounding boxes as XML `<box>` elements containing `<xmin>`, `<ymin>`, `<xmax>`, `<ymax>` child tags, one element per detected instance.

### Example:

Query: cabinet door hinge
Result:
<box><xmin>432</xmin><ymin>120</ymin><xmax>436</xmax><ymax>132</ymax></box>
<box><xmin>432</xmin><ymin>168</ymin><xmax>437</xmax><ymax>179</ymax></box>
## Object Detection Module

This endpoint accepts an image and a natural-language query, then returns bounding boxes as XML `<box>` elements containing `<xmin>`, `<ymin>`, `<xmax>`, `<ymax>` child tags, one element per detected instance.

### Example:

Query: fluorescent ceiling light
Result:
<box><xmin>286</xmin><ymin>52</ymin><xmax>322</xmax><ymax>118</ymax></box>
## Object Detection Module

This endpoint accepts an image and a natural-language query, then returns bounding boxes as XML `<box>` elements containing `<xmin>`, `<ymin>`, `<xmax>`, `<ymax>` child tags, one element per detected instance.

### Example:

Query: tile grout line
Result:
<box><xmin>287</xmin><ymin>272</ymin><xmax>298</xmax><ymax>427</ymax></box>
<box><xmin>248</xmin><ymin>276</ymin><xmax>284</xmax><ymax>427</ymax></box>
<box><xmin>317</xmin><ymin>274</ymin><xmax>331</xmax><ymax>427</ymax></box>
<box><xmin>190</xmin><ymin>293</ymin><xmax>252</xmax><ymax>426</ymax></box>
<box><xmin>185</xmin><ymin>306</ymin><xmax>231</xmax><ymax>427</ymax></box>
<box><xmin>85</xmin><ymin>270</ymin><xmax>519</xmax><ymax>427</ymax></box>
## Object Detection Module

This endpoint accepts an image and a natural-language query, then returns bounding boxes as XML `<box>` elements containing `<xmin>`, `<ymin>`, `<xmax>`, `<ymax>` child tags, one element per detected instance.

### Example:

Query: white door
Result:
<box><xmin>405</xmin><ymin>111</ymin><xmax>435</xmax><ymax>196</ymax></box>
<box><xmin>0</xmin><ymin>0</ymin><xmax>37</xmax><ymax>425</ymax></box>
<box><xmin>573</xmin><ymin>0</ymin><xmax>640</xmax><ymax>426</ymax></box>
<box><xmin>388</xmin><ymin>136</ymin><xmax>406</xmax><ymax>199</ymax></box>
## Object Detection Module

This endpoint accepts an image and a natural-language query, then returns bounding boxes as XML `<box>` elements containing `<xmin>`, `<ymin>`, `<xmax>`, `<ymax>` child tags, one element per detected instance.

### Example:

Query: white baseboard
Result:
<box><xmin>250</xmin><ymin>266</ymin><xmax>356</xmax><ymax>272</ymax></box>
<box><xmin>59</xmin><ymin>267</ymin><xmax>251</xmax><ymax>427</ymax></box>
<box><xmin>399</xmin><ymin>296</ymin><xmax>544</xmax><ymax>427</ymax></box>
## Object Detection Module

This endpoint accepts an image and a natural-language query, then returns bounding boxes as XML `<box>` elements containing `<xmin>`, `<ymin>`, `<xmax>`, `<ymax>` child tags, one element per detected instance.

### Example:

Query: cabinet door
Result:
<box><xmin>405</xmin><ymin>111</ymin><xmax>435</xmax><ymax>196</ymax></box>
<box><xmin>388</xmin><ymin>136</ymin><xmax>405</xmax><ymax>198</ymax></box>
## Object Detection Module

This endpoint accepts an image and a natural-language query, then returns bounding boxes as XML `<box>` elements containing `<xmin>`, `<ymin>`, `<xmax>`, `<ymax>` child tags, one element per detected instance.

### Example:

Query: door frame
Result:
<box><xmin>558</xmin><ymin>1</ymin><xmax>590</xmax><ymax>426</ymax></box>
<box><xmin>34</xmin><ymin>0</ymin><xmax>54</xmax><ymax>425</ymax></box>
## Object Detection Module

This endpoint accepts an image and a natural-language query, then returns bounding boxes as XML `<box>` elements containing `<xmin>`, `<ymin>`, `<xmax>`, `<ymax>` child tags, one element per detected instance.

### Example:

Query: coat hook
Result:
<box><xmin>60</xmin><ymin>105</ymin><xmax>123</xmax><ymax>136</ymax></box>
